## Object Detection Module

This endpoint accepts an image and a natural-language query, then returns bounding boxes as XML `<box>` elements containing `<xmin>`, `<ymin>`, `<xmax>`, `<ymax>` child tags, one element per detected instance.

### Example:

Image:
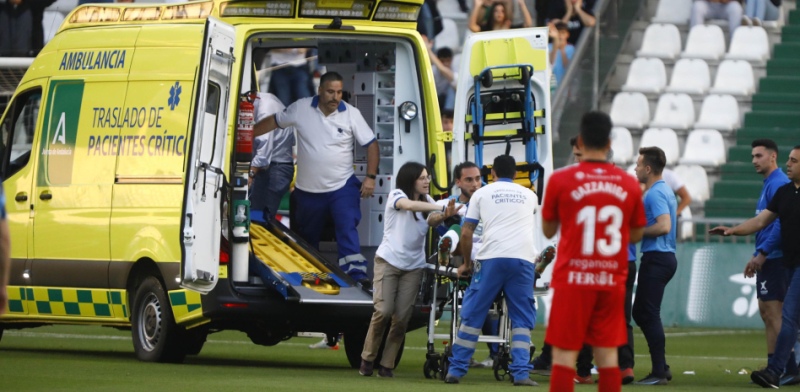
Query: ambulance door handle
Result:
<box><xmin>15</xmin><ymin>192</ymin><xmax>27</xmax><ymax>202</ymax></box>
<box><xmin>39</xmin><ymin>191</ymin><xmax>52</xmax><ymax>201</ymax></box>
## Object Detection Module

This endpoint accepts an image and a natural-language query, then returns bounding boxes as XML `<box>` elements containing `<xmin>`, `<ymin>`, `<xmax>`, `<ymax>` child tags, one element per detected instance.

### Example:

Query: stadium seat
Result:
<box><xmin>637</xmin><ymin>24</ymin><xmax>682</xmax><ymax>59</ymax></box>
<box><xmin>682</xmin><ymin>25</ymin><xmax>726</xmax><ymax>61</ymax></box>
<box><xmin>709</xmin><ymin>60</ymin><xmax>755</xmax><ymax>96</ymax></box>
<box><xmin>652</xmin><ymin>0</ymin><xmax>692</xmax><ymax>24</ymax></box>
<box><xmin>725</xmin><ymin>26</ymin><xmax>770</xmax><ymax>63</ymax></box>
<box><xmin>679</xmin><ymin>207</ymin><xmax>695</xmax><ymax>241</ymax></box>
<box><xmin>640</xmin><ymin>128</ymin><xmax>680</xmax><ymax>165</ymax></box>
<box><xmin>609</xmin><ymin>92</ymin><xmax>650</xmax><ymax>129</ymax></box>
<box><xmin>434</xmin><ymin>18</ymin><xmax>461</xmax><ymax>53</ymax></box>
<box><xmin>610</xmin><ymin>127</ymin><xmax>634</xmax><ymax>164</ymax></box>
<box><xmin>649</xmin><ymin>93</ymin><xmax>695</xmax><ymax>130</ymax></box>
<box><xmin>665</xmin><ymin>59</ymin><xmax>711</xmax><ymax>95</ymax></box>
<box><xmin>694</xmin><ymin>94</ymin><xmax>740</xmax><ymax>132</ymax></box>
<box><xmin>621</xmin><ymin>58</ymin><xmax>667</xmax><ymax>93</ymax></box>
<box><xmin>674</xmin><ymin>164</ymin><xmax>710</xmax><ymax>202</ymax></box>
<box><xmin>680</xmin><ymin>129</ymin><xmax>726</xmax><ymax>166</ymax></box>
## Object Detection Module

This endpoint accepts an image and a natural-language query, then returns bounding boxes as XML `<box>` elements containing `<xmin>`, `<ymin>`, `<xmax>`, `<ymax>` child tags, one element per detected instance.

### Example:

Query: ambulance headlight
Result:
<box><xmin>399</xmin><ymin>101</ymin><xmax>417</xmax><ymax>121</ymax></box>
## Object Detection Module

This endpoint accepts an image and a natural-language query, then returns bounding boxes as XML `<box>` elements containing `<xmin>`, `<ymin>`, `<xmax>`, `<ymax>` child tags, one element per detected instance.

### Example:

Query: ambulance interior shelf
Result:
<box><xmin>466</xmin><ymin>64</ymin><xmax>545</xmax><ymax>201</ymax></box>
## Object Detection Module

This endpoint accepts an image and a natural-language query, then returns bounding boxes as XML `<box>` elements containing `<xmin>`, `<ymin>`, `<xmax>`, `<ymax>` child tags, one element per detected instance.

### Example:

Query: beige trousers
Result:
<box><xmin>360</xmin><ymin>256</ymin><xmax>423</xmax><ymax>369</ymax></box>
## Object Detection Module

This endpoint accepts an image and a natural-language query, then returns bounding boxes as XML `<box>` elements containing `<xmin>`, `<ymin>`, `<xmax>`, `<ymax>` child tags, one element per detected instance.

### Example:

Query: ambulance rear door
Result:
<box><xmin>180</xmin><ymin>16</ymin><xmax>235</xmax><ymax>294</ymax></box>
<box><xmin>450</xmin><ymin>27</ymin><xmax>555</xmax><ymax>255</ymax></box>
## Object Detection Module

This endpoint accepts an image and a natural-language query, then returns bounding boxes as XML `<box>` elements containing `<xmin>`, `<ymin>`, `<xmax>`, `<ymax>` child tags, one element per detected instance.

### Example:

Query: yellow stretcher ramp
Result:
<box><xmin>250</xmin><ymin>224</ymin><xmax>341</xmax><ymax>295</ymax></box>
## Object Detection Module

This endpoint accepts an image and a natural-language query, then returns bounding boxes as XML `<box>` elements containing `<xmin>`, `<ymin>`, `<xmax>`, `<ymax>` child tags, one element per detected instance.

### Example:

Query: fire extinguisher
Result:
<box><xmin>236</xmin><ymin>92</ymin><xmax>257</xmax><ymax>162</ymax></box>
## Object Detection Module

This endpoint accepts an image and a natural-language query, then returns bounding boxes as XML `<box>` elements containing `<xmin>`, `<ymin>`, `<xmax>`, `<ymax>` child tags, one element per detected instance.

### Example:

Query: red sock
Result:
<box><xmin>598</xmin><ymin>367</ymin><xmax>621</xmax><ymax>392</ymax></box>
<box><xmin>550</xmin><ymin>364</ymin><xmax>576</xmax><ymax>392</ymax></box>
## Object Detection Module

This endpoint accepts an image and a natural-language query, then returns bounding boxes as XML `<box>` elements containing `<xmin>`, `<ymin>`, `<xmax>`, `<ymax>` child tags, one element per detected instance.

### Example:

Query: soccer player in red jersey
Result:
<box><xmin>541</xmin><ymin>111</ymin><xmax>647</xmax><ymax>392</ymax></box>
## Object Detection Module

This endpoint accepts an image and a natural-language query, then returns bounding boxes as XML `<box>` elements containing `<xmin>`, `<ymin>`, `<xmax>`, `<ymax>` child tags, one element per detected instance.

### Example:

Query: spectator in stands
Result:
<box><xmin>0</xmin><ymin>0</ymin><xmax>56</xmax><ymax>57</ymax></box>
<box><xmin>468</xmin><ymin>0</ymin><xmax>532</xmax><ymax>32</ymax></box>
<box><xmin>546</xmin><ymin>0</ymin><xmax>596</xmax><ymax>45</ymax></box>
<box><xmin>548</xmin><ymin>21</ymin><xmax>574</xmax><ymax>86</ymax></box>
<box><xmin>441</xmin><ymin>109</ymin><xmax>454</xmax><ymax>171</ymax></box>
<box><xmin>744</xmin><ymin>0</ymin><xmax>781</xmax><ymax>25</ymax></box>
<box><xmin>417</xmin><ymin>0</ymin><xmax>443</xmax><ymax>42</ymax></box>
<box><xmin>430</xmin><ymin>46</ymin><xmax>457</xmax><ymax>112</ymax></box>
<box><xmin>690</xmin><ymin>0</ymin><xmax>743</xmax><ymax>40</ymax></box>
<box><xmin>268</xmin><ymin>48</ymin><xmax>313</xmax><ymax>107</ymax></box>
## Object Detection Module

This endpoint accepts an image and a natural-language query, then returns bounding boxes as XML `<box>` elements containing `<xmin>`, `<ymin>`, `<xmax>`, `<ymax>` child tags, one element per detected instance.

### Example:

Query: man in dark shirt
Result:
<box><xmin>546</xmin><ymin>0</ymin><xmax>596</xmax><ymax>45</ymax></box>
<box><xmin>710</xmin><ymin>145</ymin><xmax>800</xmax><ymax>388</ymax></box>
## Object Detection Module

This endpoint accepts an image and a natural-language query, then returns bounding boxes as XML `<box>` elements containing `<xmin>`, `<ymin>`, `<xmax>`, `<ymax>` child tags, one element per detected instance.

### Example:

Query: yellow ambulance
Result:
<box><xmin>0</xmin><ymin>0</ymin><xmax>553</xmax><ymax>366</ymax></box>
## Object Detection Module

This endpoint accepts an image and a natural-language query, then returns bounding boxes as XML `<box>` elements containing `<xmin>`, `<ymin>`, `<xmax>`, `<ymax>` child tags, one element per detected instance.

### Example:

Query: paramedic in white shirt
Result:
<box><xmin>253</xmin><ymin>72</ymin><xmax>379</xmax><ymax>283</ymax></box>
<box><xmin>249</xmin><ymin>92</ymin><xmax>295</xmax><ymax>219</ymax></box>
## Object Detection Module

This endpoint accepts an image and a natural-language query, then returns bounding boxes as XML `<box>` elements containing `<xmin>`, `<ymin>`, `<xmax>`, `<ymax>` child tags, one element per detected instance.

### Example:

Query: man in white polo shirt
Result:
<box><xmin>253</xmin><ymin>72</ymin><xmax>379</xmax><ymax>284</ymax></box>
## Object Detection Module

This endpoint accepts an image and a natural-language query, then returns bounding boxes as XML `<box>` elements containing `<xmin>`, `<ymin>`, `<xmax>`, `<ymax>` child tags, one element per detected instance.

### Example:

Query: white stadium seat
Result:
<box><xmin>682</xmin><ymin>25</ymin><xmax>726</xmax><ymax>61</ymax></box>
<box><xmin>435</xmin><ymin>18</ymin><xmax>461</xmax><ymax>53</ymax></box>
<box><xmin>652</xmin><ymin>0</ymin><xmax>693</xmax><ymax>24</ymax></box>
<box><xmin>609</xmin><ymin>92</ymin><xmax>650</xmax><ymax>129</ymax></box>
<box><xmin>640</xmin><ymin>128</ymin><xmax>680</xmax><ymax>165</ymax></box>
<box><xmin>680</xmin><ymin>129</ymin><xmax>727</xmax><ymax>167</ymax></box>
<box><xmin>622</xmin><ymin>58</ymin><xmax>667</xmax><ymax>93</ymax></box>
<box><xmin>610</xmin><ymin>127</ymin><xmax>634</xmax><ymax>164</ymax></box>
<box><xmin>637</xmin><ymin>24</ymin><xmax>682</xmax><ymax>59</ymax></box>
<box><xmin>674</xmin><ymin>164</ymin><xmax>710</xmax><ymax>202</ymax></box>
<box><xmin>726</xmin><ymin>26</ymin><xmax>770</xmax><ymax>62</ymax></box>
<box><xmin>650</xmin><ymin>93</ymin><xmax>695</xmax><ymax>130</ymax></box>
<box><xmin>666</xmin><ymin>59</ymin><xmax>711</xmax><ymax>95</ymax></box>
<box><xmin>679</xmin><ymin>207</ymin><xmax>695</xmax><ymax>240</ymax></box>
<box><xmin>709</xmin><ymin>60</ymin><xmax>755</xmax><ymax>96</ymax></box>
<box><xmin>694</xmin><ymin>94</ymin><xmax>740</xmax><ymax>132</ymax></box>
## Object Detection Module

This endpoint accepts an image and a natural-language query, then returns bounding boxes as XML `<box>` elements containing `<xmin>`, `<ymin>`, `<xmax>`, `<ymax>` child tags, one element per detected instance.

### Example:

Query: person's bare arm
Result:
<box><xmin>253</xmin><ymin>114</ymin><xmax>279</xmax><ymax>137</ymax></box>
<box><xmin>360</xmin><ymin>143</ymin><xmax>379</xmax><ymax>198</ymax></box>
<box><xmin>709</xmin><ymin>209</ymin><xmax>778</xmax><ymax>236</ymax></box>
<box><xmin>468</xmin><ymin>0</ymin><xmax>485</xmax><ymax>32</ymax></box>
<box><xmin>542</xmin><ymin>219</ymin><xmax>559</xmax><ymax>239</ymax></box>
<box><xmin>675</xmin><ymin>186</ymin><xmax>691</xmax><ymax>215</ymax></box>
<box><xmin>644</xmin><ymin>213</ymin><xmax>671</xmax><ymax>237</ymax></box>
<box><xmin>458</xmin><ymin>221</ymin><xmax>477</xmax><ymax>277</ymax></box>
<box><xmin>427</xmin><ymin>199</ymin><xmax>462</xmax><ymax>227</ymax></box>
<box><xmin>429</xmin><ymin>47</ymin><xmax>455</xmax><ymax>83</ymax></box>
<box><xmin>517</xmin><ymin>0</ymin><xmax>534</xmax><ymax>27</ymax></box>
<box><xmin>573</xmin><ymin>0</ymin><xmax>596</xmax><ymax>27</ymax></box>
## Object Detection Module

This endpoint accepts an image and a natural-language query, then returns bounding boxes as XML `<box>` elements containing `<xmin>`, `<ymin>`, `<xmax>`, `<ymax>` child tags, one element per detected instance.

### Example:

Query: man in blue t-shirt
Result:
<box><xmin>632</xmin><ymin>147</ymin><xmax>677</xmax><ymax>386</ymax></box>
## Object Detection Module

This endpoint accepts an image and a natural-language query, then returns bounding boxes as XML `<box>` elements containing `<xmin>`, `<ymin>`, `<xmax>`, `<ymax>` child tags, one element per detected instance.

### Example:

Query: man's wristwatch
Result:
<box><xmin>366</xmin><ymin>173</ymin><xmax>377</xmax><ymax>180</ymax></box>
<box><xmin>249</xmin><ymin>170</ymin><xmax>256</xmax><ymax>178</ymax></box>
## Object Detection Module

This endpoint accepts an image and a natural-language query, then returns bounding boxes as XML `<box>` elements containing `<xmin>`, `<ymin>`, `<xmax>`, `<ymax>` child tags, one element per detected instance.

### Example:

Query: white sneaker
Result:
<box><xmin>478</xmin><ymin>357</ymin><xmax>494</xmax><ymax>368</ymax></box>
<box><xmin>308</xmin><ymin>338</ymin><xmax>339</xmax><ymax>350</ymax></box>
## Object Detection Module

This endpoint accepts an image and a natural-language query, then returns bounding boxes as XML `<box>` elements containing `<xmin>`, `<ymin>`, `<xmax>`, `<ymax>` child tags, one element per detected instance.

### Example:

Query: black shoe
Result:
<box><xmin>780</xmin><ymin>373</ymin><xmax>800</xmax><ymax>386</ymax></box>
<box><xmin>634</xmin><ymin>374</ymin><xmax>668</xmax><ymax>386</ymax></box>
<box><xmin>665</xmin><ymin>364</ymin><xmax>672</xmax><ymax>381</ymax></box>
<box><xmin>530</xmin><ymin>356</ymin><xmax>551</xmax><ymax>376</ymax></box>
<box><xmin>359</xmin><ymin>360</ymin><xmax>374</xmax><ymax>376</ymax></box>
<box><xmin>444</xmin><ymin>373</ymin><xmax>460</xmax><ymax>384</ymax></box>
<box><xmin>751</xmin><ymin>368</ymin><xmax>780</xmax><ymax>389</ymax></box>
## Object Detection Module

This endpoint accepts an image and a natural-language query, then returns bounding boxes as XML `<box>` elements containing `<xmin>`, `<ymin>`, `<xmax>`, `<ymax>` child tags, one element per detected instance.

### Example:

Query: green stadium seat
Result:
<box><xmin>759</xmin><ymin>77</ymin><xmax>800</xmax><ymax>95</ymax></box>
<box><xmin>743</xmin><ymin>111</ymin><xmax>800</xmax><ymax>129</ymax></box>
<box><xmin>720</xmin><ymin>162</ymin><xmax>758</xmax><ymax>181</ymax></box>
<box><xmin>735</xmin><ymin>127</ymin><xmax>800</xmax><ymax>147</ymax></box>
<box><xmin>712</xmin><ymin>180</ymin><xmax>762</xmax><ymax>200</ymax></box>
<box><xmin>704</xmin><ymin>198</ymin><xmax>758</xmax><ymax>218</ymax></box>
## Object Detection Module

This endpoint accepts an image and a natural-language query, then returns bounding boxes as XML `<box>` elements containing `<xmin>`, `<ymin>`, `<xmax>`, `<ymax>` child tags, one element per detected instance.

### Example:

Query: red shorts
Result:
<box><xmin>545</xmin><ymin>286</ymin><xmax>626</xmax><ymax>350</ymax></box>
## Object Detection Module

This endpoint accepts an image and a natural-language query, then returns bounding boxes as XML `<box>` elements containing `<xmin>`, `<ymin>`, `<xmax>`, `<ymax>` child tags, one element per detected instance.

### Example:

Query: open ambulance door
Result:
<box><xmin>450</xmin><ymin>27</ymin><xmax>556</xmax><ymax>255</ymax></box>
<box><xmin>181</xmin><ymin>17</ymin><xmax>235</xmax><ymax>294</ymax></box>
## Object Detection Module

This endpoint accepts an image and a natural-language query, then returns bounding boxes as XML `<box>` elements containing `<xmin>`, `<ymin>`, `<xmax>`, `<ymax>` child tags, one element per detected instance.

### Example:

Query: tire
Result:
<box><xmin>183</xmin><ymin>325</ymin><xmax>208</xmax><ymax>356</ymax></box>
<box><xmin>343</xmin><ymin>327</ymin><xmax>405</xmax><ymax>369</ymax></box>
<box><xmin>131</xmin><ymin>276</ymin><xmax>187</xmax><ymax>363</ymax></box>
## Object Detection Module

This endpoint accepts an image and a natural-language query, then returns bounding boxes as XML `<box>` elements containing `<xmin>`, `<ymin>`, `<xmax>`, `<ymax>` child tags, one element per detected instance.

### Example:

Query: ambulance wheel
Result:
<box><xmin>131</xmin><ymin>276</ymin><xmax>187</xmax><ymax>363</ymax></box>
<box><xmin>519</xmin><ymin>67</ymin><xmax>531</xmax><ymax>85</ymax></box>
<box><xmin>343</xmin><ymin>327</ymin><xmax>405</xmax><ymax>369</ymax></box>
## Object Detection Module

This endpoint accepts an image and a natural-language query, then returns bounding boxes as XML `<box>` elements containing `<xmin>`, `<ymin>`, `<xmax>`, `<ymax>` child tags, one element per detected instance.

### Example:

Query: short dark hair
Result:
<box><xmin>453</xmin><ymin>161</ymin><xmax>479</xmax><ymax>180</ymax></box>
<box><xmin>752</xmin><ymin>139</ymin><xmax>778</xmax><ymax>154</ymax></box>
<box><xmin>569</xmin><ymin>136</ymin><xmax>578</xmax><ymax>147</ymax></box>
<box><xmin>436</xmin><ymin>47</ymin><xmax>453</xmax><ymax>60</ymax></box>
<box><xmin>320</xmin><ymin>71</ymin><xmax>343</xmax><ymax>87</ymax></box>
<box><xmin>579</xmin><ymin>111</ymin><xmax>612</xmax><ymax>150</ymax></box>
<box><xmin>441</xmin><ymin>109</ymin><xmax>454</xmax><ymax>120</ymax></box>
<box><xmin>492</xmin><ymin>155</ymin><xmax>516</xmax><ymax>179</ymax></box>
<box><xmin>554</xmin><ymin>21</ymin><xmax>568</xmax><ymax>31</ymax></box>
<box><xmin>638</xmin><ymin>146</ymin><xmax>667</xmax><ymax>175</ymax></box>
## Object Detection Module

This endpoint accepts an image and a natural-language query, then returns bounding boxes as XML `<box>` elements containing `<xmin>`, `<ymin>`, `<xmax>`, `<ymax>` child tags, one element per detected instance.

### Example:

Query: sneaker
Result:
<box><xmin>621</xmin><ymin>368</ymin><xmax>635</xmax><ymax>385</ymax></box>
<box><xmin>780</xmin><ymin>373</ymin><xmax>800</xmax><ymax>386</ymax></box>
<box><xmin>513</xmin><ymin>378</ymin><xmax>539</xmax><ymax>386</ymax></box>
<box><xmin>359</xmin><ymin>360</ymin><xmax>374</xmax><ymax>376</ymax></box>
<box><xmin>378</xmin><ymin>367</ymin><xmax>394</xmax><ymax>378</ymax></box>
<box><xmin>753</xmin><ymin>17</ymin><xmax>763</xmax><ymax>27</ymax></box>
<box><xmin>634</xmin><ymin>374</ymin><xmax>668</xmax><ymax>385</ymax></box>
<box><xmin>444</xmin><ymin>373</ymin><xmax>460</xmax><ymax>384</ymax></box>
<box><xmin>478</xmin><ymin>356</ymin><xmax>494</xmax><ymax>368</ymax></box>
<box><xmin>741</xmin><ymin>15</ymin><xmax>753</xmax><ymax>26</ymax></box>
<box><xmin>574</xmin><ymin>375</ymin><xmax>594</xmax><ymax>384</ymax></box>
<box><xmin>309</xmin><ymin>338</ymin><xmax>339</xmax><ymax>350</ymax></box>
<box><xmin>751</xmin><ymin>368</ymin><xmax>780</xmax><ymax>389</ymax></box>
<box><xmin>438</xmin><ymin>236</ymin><xmax>452</xmax><ymax>266</ymax></box>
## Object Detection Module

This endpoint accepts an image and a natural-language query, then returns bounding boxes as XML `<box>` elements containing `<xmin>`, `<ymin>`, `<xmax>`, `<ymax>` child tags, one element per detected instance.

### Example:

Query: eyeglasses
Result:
<box><xmin>418</xmin><ymin>175</ymin><xmax>432</xmax><ymax>182</ymax></box>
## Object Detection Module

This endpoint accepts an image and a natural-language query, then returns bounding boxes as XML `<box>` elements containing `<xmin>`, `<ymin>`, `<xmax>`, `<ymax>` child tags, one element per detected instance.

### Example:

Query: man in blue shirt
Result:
<box><xmin>632</xmin><ymin>146</ymin><xmax>677</xmax><ymax>385</ymax></box>
<box><xmin>747</xmin><ymin>139</ymin><xmax>795</xmax><ymax>385</ymax></box>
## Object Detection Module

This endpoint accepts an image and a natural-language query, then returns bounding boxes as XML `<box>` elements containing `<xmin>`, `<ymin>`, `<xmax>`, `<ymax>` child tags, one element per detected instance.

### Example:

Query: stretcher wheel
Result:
<box><xmin>423</xmin><ymin>356</ymin><xmax>441</xmax><ymax>379</ymax></box>
<box><xmin>493</xmin><ymin>352</ymin><xmax>511</xmax><ymax>381</ymax></box>
<box><xmin>439</xmin><ymin>347</ymin><xmax>452</xmax><ymax>380</ymax></box>
<box><xmin>519</xmin><ymin>67</ymin><xmax>531</xmax><ymax>86</ymax></box>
